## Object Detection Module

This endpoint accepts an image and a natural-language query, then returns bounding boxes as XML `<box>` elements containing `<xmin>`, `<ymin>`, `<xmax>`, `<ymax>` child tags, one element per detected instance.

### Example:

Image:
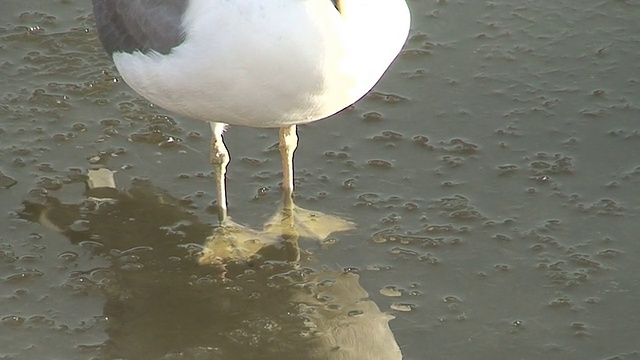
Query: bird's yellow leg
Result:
<box><xmin>279</xmin><ymin>125</ymin><xmax>297</xmax><ymax>194</ymax></box>
<box><xmin>264</xmin><ymin>125</ymin><xmax>355</xmax><ymax>242</ymax></box>
<box><xmin>210</xmin><ymin>122</ymin><xmax>229</xmax><ymax>223</ymax></box>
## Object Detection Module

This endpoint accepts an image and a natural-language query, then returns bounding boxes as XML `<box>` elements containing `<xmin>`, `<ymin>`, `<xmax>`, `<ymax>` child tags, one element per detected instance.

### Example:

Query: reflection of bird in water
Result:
<box><xmin>91</xmin><ymin>0</ymin><xmax>410</xmax><ymax>236</ymax></box>
<box><xmin>20</xmin><ymin>169</ymin><xmax>402</xmax><ymax>359</ymax></box>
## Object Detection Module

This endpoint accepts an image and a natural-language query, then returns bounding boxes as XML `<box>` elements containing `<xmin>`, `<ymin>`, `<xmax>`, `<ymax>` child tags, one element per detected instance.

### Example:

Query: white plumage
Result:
<box><xmin>113</xmin><ymin>0</ymin><xmax>409</xmax><ymax>127</ymax></box>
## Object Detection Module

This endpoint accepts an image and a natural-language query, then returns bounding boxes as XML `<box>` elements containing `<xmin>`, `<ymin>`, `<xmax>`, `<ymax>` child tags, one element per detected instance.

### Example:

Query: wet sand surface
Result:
<box><xmin>1</xmin><ymin>0</ymin><xmax>639</xmax><ymax>359</ymax></box>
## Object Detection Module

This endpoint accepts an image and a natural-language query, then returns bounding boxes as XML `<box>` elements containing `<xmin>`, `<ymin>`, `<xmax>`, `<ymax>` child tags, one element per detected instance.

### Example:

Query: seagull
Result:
<box><xmin>92</xmin><ymin>0</ymin><xmax>410</xmax><ymax>229</ymax></box>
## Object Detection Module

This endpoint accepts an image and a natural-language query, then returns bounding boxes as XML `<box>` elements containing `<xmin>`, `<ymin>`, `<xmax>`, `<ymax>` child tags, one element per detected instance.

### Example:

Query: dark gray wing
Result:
<box><xmin>92</xmin><ymin>0</ymin><xmax>189</xmax><ymax>55</ymax></box>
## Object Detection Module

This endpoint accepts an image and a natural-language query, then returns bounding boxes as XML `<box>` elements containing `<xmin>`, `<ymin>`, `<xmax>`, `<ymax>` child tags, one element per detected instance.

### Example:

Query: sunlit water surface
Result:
<box><xmin>1</xmin><ymin>0</ymin><xmax>639</xmax><ymax>359</ymax></box>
